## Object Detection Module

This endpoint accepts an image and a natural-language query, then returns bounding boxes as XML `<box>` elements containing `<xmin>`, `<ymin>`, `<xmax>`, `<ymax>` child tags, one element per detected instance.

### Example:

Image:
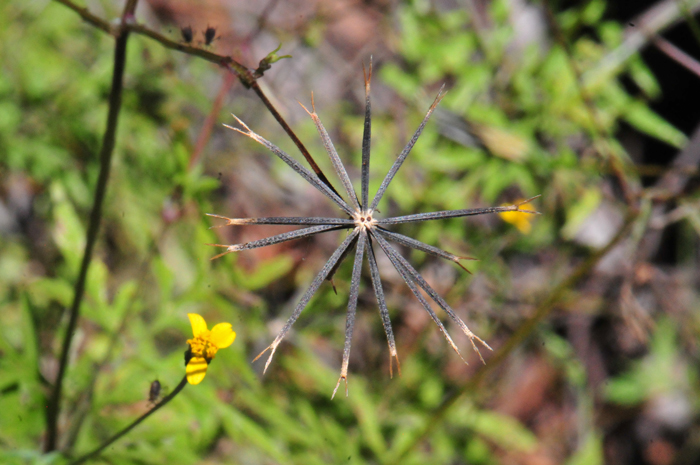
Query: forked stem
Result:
<box><xmin>332</xmin><ymin>376</ymin><xmax>348</xmax><ymax>399</ymax></box>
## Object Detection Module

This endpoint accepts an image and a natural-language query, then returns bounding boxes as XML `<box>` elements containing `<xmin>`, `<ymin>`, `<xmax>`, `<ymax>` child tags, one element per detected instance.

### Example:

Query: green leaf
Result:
<box><xmin>582</xmin><ymin>0</ymin><xmax>607</xmax><ymax>25</ymax></box>
<box><xmin>603</xmin><ymin>374</ymin><xmax>648</xmax><ymax>405</ymax></box>
<box><xmin>627</xmin><ymin>56</ymin><xmax>661</xmax><ymax>98</ymax></box>
<box><xmin>51</xmin><ymin>183</ymin><xmax>86</xmax><ymax>274</ymax></box>
<box><xmin>470</xmin><ymin>410</ymin><xmax>538</xmax><ymax>452</ymax></box>
<box><xmin>219</xmin><ymin>403</ymin><xmax>287</xmax><ymax>462</ymax></box>
<box><xmin>623</xmin><ymin>100</ymin><xmax>687</xmax><ymax>148</ymax></box>
<box><xmin>565</xmin><ymin>433</ymin><xmax>603</xmax><ymax>465</ymax></box>
<box><xmin>234</xmin><ymin>254</ymin><xmax>294</xmax><ymax>291</ymax></box>
<box><xmin>561</xmin><ymin>188</ymin><xmax>602</xmax><ymax>241</ymax></box>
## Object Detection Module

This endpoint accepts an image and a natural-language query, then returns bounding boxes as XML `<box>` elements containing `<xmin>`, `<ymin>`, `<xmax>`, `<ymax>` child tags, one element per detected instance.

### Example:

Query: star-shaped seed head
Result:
<box><xmin>209</xmin><ymin>59</ymin><xmax>539</xmax><ymax>397</ymax></box>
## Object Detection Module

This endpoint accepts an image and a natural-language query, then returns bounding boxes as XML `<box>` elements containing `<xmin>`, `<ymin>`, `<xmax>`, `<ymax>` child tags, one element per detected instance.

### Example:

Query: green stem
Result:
<box><xmin>44</xmin><ymin>0</ymin><xmax>136</xmax><ymax>452</ymax></box>
<box><xmin>68</xmin><ymin>376</ymin><xmax>188</xmax><ymax>465</ymax></box>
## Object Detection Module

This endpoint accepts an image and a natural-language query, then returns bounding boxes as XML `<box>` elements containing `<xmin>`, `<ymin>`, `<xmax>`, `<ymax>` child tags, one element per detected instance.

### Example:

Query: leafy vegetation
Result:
<box><xmin>1</xmin><ymin>0</ymin><xmax>699</xmax><ymax>464</ymax></box>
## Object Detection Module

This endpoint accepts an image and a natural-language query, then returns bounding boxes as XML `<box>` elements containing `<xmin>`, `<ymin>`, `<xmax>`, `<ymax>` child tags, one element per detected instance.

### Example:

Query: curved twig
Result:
<box><xmin>52</xmin><ymin>0</ymin><xmax>338</xmax><ymax>194</ymax></box>
<box><xmin>68</xmin><ymin>376</ymin><xmax>188</xmax><ymax>465</ymax></box>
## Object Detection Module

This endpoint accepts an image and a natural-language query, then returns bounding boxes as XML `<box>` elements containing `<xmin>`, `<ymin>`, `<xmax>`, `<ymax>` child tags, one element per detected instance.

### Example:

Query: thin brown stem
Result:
<box><xmin>389</xmin><ymin>209</ymin><xmax>639</xmax><ymax>463</ymax></box>
<box><xmin>50</xmin><ymin>0</ymin><xmax>248</xmax><ymax>79</ymax></box>
<box><xmin>53</xmin><ymin>0</ymin><xmax>112</xmax><ymax>32</ymax></box>
<box><xmin>53</xmin><ymin>0</ymin><xmax>338</xmax><ymax>195</ymax></box>
<box><xmin>653</xmin><ymin>36</ymin><xmax>700</xmax><ymax>79</ymax></box>
<box><xmin>68</xmin><ymin>376</ymin><xmax>188</xmax><ymax>465</ymax></box>
<box><xmin>250</xmin><ymin>81</ymin><xmax>340</xmax><ymax>196</ymax></box>
<box><xmin>189</xmin><ymin>72</ymin><xmax>237</xmax><ymax>170</ymax></box>
<box><xmin>583</xmin><ymin>0</ymin><xmax>700</xmax><ymax>86</ymax></box>
<box><xmin>44</xmin><ymin>0</ymin><xmax>137</xmax><ymax>452</ymax></box>
<box><xmin>61</xmin><ymin>221</ymin><xmax>174</xmax><ymax>454</ymax></box>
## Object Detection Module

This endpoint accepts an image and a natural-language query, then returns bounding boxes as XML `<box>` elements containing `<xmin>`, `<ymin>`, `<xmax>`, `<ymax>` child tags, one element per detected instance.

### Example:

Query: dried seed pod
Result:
<box><xmin>181</xmin><ymin>26</ymin><xmax>193</xmax><ymax>44</ymax></box>
<box><xmin>204</xmin><ymin>26</ymin><xmax>217</xmax><ymax>46</ymax></box>
<box><xmin>148</xmin><ymin>379</ymin><xmax>161</xmax><ymax>403</ymax></box>
<box><xmin>211</xmin><ymin>67</ymin><xmax>540</xmax><ymax>397</ymax></box>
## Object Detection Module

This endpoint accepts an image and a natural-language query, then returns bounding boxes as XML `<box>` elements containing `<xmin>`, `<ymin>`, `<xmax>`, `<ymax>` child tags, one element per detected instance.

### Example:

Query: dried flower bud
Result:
<box><xmin>148</xmin><ymin>379</ymin><xmax>161</xmax><ymax>403</ymax></box>
<box><xmin>204</xmin><ymin>26</ymin><xmax>217</xmax><ymax>46</ymax></box>
<box><xmin>181</xmin><ymin>26</ymin><xmax>193</xmax><ymax>44</ymax></box>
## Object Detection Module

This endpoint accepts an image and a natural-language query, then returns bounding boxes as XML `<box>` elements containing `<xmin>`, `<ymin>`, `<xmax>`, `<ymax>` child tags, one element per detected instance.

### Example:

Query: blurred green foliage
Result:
<box><xmin>1</xmin><ymin>0</ymin><xmax>698</xmax><ymax>464</ymax></box>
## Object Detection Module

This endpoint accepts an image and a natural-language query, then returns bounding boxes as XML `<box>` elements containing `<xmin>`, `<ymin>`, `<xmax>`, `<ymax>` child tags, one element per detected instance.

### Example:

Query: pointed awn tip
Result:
<box><xmin>426</xmin><ymin>84</ymin><xmax>447</xmax><ymax>113</ymax></box>
<box><xmin>224</xmin><ymin>114</ymin><xmax>253</xmax><ymax>133</ymax></box>
<box><xmin>210</xmin><ymin>74</ymin><xmax>524</xmax><ymax>386</ymax></box>
<box><xmin>469</xmin><ymin>334</ymin><xmax>493</xmax><ymax>365</ymax></box>
<box><xmin>389</xmin><ymin>352</ymin><xmax>401</xmax><ymax>379</ymax></box>
<box><xmin>436</xmin><ymin>83</ymin><xmax>447</xmax><ymax>99</ymax></box>
<box><xmin>363</xmin><ymin>57</ymin><xmax>373</xmax><ymax>87</ymax></box>
<box><xmin>297</xmin><ymin>100</ymin><xmax>313</xmax><ymax>117</ymax></box>
<box><xmin>252</xmin><ymin>344</ymin><xmax>277</xmax><ymax>374</ymax></box>
<box><xmin>205</xmin><ymin>243</ymin><xmax>234</xmax><ymax>260</ymax></box>
<box><xmin>331</xmin><ymin>376</ymin><xmax>348</xmax><ymax>399</ymax></box>
<box><xmin>206</xmin><ymin>213</ymin><xmax>232</xmax><ymax>229</ymax></box>
<box><xmin>454</xmin><ymin>256</ymin><xmax>478</xmax><ymax>275</ymax></box>
<box><xmin>515</xmin><ymin>195</ymin><xmax>542</xmax><ymax>213</ymax></box>
<box><xmin>519</xmin><ymin>194</ymin><xmax>542</xmax><ymax>204</ymax></box>
<box><xmin>297</xmin><ymin>91</ymin><xmax>320</xmax><ymax>117</ymax></box>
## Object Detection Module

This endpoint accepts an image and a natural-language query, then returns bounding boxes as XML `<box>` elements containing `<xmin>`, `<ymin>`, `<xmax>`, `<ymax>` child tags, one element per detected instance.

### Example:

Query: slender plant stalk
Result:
<box><xmin>541</xmin><ymin>0</ymin><xmax>638</xmax><ymax>208</ymax></box>
<box><xmin>582</xmin><ymin>0</ymin><xmax>700</xmax><ymax>87</ymax></box>
<box><xmin>653</xmin><ymin>36</ymin><xmax>700</xmax><ymax>79</ymax></box>
<box><xmin>68</xmin><ymin>376</ymin><xmax>188</xmax><ymax>465</ymax></box>
<box><xmin>61</xmin><ymin>221</ymin><xmax>175</xmax><ymax>453</ymax></box>
<box><xmin>44</xmin><ymin>0</ymin><xmax>337</xmax><ymax>452</ymax></box>
<box><xmin>189</xmin><ymin>72</ymin><xmax>237</xmax><ymax>170</ymax></box>
<box><xmin>389</xmin><ymin>210</ymin><xmax>639</xmax><ymax>463</ymax></box>
<box><xmin>52</xmin><ymin>0</ymin><xmax>338</xmax><ymax>195</ymax></box>
<box><xmin>53</xmin><ymin>0</ymin><xmax>244</xmax><ymax>73</ymax></box>
<box><xmin>249</xmin><ymin>81</ymin><xmax>339</xmax><ymax>196</ymax></box>
<box><xmin>44</xmin><ymin>0</ymin><xmax>137</xmax><ymax>452</ymax></box>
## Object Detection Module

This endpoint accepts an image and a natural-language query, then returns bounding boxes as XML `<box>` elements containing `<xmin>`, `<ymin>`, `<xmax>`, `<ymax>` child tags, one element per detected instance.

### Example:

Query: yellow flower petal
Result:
<box><xmin>186</xmin><ymin>356</ymin><xmax>208</xmax><ymax>385</ymax></box>
<box><xmin>188</xmin><ymin>313</ymin><xmax>208</xmax><ymax>337</ymax></box>
<box><xmin>514</xmin><ymin>216</ymin><xmax>532</xmax><ymax>234</ymax></box>
<box><xmin>210</xmin><ymin>323</ymin><xmax>236</xmax><ymax>349</ymax></box>
<box><xmin>499</xmin><ymin>202</ymin><xmax>534</xmax><ymax>234</ymax></box>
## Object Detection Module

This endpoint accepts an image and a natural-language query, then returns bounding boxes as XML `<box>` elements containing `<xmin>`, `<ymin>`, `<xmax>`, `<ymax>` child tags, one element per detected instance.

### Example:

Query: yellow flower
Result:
<box><xmin>499</xmin><ymin>200</ymin><xmax>535</xmax><ymax>234</ymax></box>
<box><xmin>185</xmin><ymin>313</ymin><xmax>236</xmax><ymax>385</ymax></box>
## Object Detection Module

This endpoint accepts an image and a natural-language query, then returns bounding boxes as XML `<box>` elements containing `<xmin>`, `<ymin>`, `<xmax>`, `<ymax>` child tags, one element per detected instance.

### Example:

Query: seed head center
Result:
<box><xmin>353</xmin><ymin>209</ymin><xmax>377</xmax><ymax>231</ymax></box>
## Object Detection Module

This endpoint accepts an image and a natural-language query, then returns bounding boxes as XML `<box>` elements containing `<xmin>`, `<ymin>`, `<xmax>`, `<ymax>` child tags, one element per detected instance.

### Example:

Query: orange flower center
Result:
<box><xmin>187</xmin><ymin>331</ymin><xmax>219</xmax><ymax>361</ymax></box>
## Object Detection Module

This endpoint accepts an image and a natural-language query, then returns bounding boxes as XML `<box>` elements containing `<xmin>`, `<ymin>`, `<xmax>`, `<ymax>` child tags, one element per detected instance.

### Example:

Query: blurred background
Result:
<box><xmin>1</xmin><ymin>0</ymin><xmax>700</xmax><ymax>464</ymax></box>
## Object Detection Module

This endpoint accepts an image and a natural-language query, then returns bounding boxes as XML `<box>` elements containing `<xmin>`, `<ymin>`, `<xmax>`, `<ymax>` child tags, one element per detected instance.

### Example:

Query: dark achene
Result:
<box><xmin>208</xmin><ymin>60</ymin><xmax>539</xmax><ymax>398</ymax></box>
